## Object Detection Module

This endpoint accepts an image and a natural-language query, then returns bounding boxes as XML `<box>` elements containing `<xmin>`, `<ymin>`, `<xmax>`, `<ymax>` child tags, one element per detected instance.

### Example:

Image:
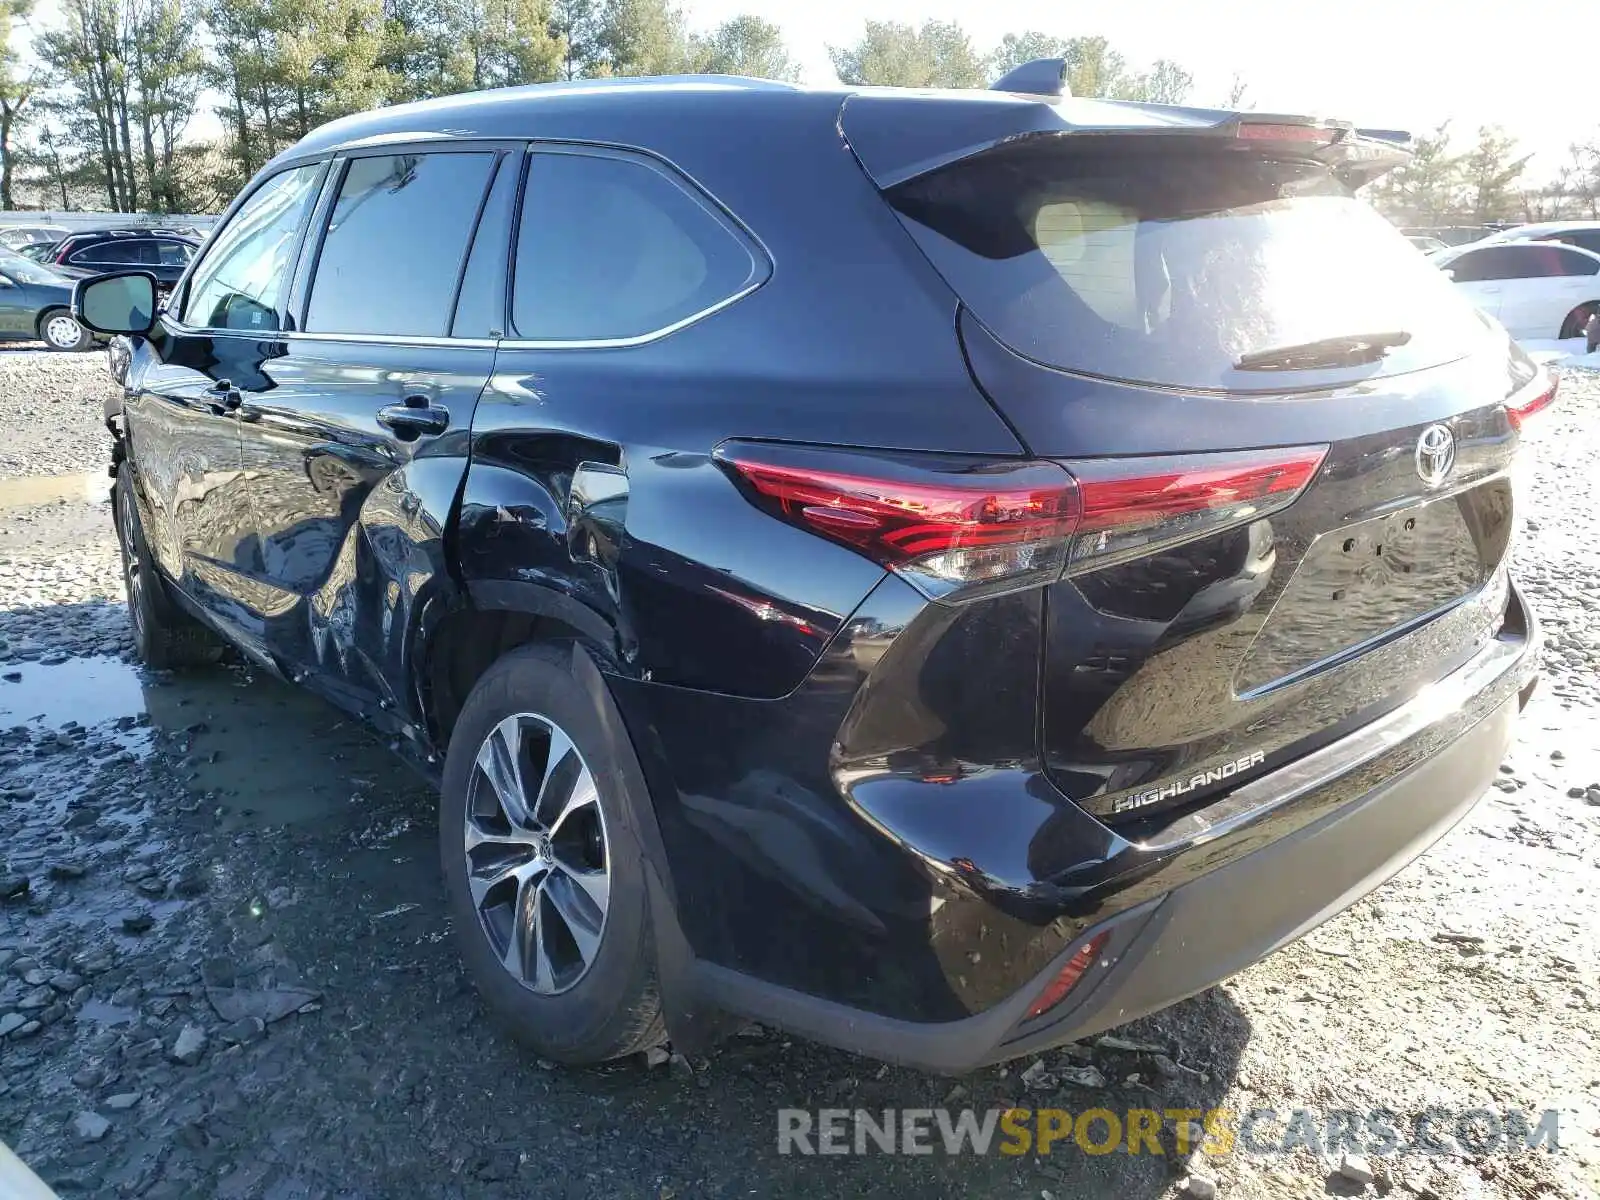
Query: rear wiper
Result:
<box><xmin>1234</xmin><ymin>330</ymin><xmax>1412</xmax><ymax>371</ymax></box>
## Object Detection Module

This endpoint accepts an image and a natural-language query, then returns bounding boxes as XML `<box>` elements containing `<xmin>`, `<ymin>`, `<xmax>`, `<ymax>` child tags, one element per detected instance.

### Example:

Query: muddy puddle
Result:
<box><xmin>0</xmin><ymin>653</ymin><xmax>422</xmax><ymax>829</ymax></box>
<box><xmin>0</xmin><ymin>471</ymin><xmax>110</xmax><ymax>510</ymax></box>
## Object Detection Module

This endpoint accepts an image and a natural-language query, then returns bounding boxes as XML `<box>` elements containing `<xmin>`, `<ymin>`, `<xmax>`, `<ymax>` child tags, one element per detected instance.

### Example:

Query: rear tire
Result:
<box><xmin>439</xmin><ymin>644</ymin><xmax>664</xmax><ymax>1064</ymax></box>
<box><xmin>1559</xmin><ymin>302</ymin><xmax>1599</xmax><ymax>341</ymax></box>
<box><xmin>38</xmin><ymin>309</ymin><xmax>90</xmax><ymax>352</ymax></box>
<box><xmin>1587</xmin><ymin>312</ymin><xmax>1600</xmax><ymax>355</ymax></box>
<box><xmin>114</xmin><ymin>473</ymin><xmax>223</xmax><ymax>669</ymax></box>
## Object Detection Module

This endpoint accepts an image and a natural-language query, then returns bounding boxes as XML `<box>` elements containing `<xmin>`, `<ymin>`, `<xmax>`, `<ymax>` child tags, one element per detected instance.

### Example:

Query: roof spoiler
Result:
<box><xmin>1340</xmin><ymin>128</ymin><xmax>1414</xmax><ymax>187</ymax></box>
<box><xmin>990</xmin><ymin>57</ymin><xmax>1071</xmax><ymax>100</ymax></box>
<box><xmin>1353</xmin><ymin>128</ymin><xmax>1414</xmax><ymax>149</ymax></box>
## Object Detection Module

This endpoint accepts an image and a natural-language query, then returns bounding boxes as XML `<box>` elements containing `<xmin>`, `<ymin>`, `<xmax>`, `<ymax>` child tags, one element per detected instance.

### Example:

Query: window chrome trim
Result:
<box><xmin>505</xmin><ymin>141</ymin><xmax>772</xmax><ymax>348</ymax></box>
<box><xmin>154</xmin><ymin>314</ymin><xmax>499</xmax><ymax>351</ymax></box>
<box><xmin>279</xmin><ymin>331</ymin><xmax>501</xmax><ymax>349</ymax></box>
<box><xmin>167</xmin><ymin>137</ymin><xmax>772</xmax><ymax>348</ymax></box>
<box><xmin>161</xmin><ymin>287</ymin><xmax>760</xmax><ymax>351</ymax></box>
<box><xmin>496</xmin><ymin>277</ymin><xmax>765</xmax><ymax>349</ymax></box>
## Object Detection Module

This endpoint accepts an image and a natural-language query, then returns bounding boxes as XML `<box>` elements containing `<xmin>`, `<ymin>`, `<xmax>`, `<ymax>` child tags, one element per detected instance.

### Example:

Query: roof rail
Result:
<box><xmin>989</xmin><ymin>57</ymin><xmax>1071</xmax><ymax>100</ymax></box>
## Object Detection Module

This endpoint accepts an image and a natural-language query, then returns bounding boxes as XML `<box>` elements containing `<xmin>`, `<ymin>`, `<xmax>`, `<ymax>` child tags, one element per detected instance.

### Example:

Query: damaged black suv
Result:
<box><xmin>75</xmin><ymin>64</ymin><xmax>1544</xmax><ymax>1071</ymax></box>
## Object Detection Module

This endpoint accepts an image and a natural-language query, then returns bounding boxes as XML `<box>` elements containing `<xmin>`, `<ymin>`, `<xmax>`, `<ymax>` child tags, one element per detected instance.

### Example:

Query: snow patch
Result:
<box><xmin>1517</xmin><ymin>335</ymin><xmax>1600</xmax><ymax>369</ymax></box>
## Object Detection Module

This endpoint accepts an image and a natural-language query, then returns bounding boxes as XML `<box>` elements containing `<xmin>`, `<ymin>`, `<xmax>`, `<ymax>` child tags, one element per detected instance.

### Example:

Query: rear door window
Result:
<box><xmin>886</xmin><ymin>145</ymin><xmax>1486</xmax><ymax>390</ymax></box>
<box><xmin>71</xmin><ymin>242</ymin><xmax>138</xmax><ymax>266</ymax></box>
<box><xmin>451</xmin><ymin>156</ymin><xmax>519</xmax><ymax>339</ymax></box>
<box><xmin>1444</xmin><ymin>248</ymin><xmax>1511</xmax><ymax>282</ymax></box>
<box><xmin>510</xmin><ymin>149</ymin><xmax>764</xmax><ymax>342</ymax></box>
<box><xmin>304</xmin><ymin>151</ymin><xmax>496</xmax><ymax>337</ymax></box>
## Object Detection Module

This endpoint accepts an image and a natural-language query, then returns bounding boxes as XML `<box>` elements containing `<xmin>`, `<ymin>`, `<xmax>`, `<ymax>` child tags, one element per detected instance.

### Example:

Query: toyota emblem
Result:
<box><xmin>1415</xmin><ymin>423</ymin><xmax>1455</xmax><ymax>488</ymax></box>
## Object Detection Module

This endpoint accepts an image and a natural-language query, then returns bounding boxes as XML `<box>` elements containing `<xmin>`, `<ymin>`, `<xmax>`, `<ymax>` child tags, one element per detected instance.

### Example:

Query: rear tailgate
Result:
<box><xmin>844</xmin><ymin>94</ymin><xmax>1547</xmax><ymax>825</ymax></box>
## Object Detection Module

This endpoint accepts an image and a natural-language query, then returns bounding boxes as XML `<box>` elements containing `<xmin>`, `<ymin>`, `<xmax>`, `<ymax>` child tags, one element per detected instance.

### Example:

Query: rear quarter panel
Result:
<box><xmin>455</xmin><ymin>91</ymin><xmax>1021</xmax><ymax>699</ymax></box>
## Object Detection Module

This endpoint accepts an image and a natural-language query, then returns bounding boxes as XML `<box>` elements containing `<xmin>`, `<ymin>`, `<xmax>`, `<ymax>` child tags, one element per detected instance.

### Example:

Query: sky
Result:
<box><xmin>683</xmin><ymin>0</ymin><xmax>1588</xmax><ymax>179</ymax></box>
<box><xmin>19</xmin><ymin>0</ymin><xmax>1589</xmax><ymax>182</ymax></box>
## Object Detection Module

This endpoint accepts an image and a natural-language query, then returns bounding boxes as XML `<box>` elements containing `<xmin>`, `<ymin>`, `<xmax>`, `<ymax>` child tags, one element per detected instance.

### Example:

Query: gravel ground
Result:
<box><xmin>0</xmin><ymin>347</ymin><xmax>117</xmax><ymax>480</ymax></box>
<box><xmin>0</xmin><ymin>356</ymin><xmax>1596</xmax><ymax>1200</ymax></box>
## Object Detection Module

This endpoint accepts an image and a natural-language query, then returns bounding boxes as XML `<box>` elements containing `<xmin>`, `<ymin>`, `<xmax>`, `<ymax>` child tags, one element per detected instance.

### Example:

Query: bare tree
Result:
<box><xmin>1225</xmin><ymin>71</ymin><xmax>1249</xmax><ymax>109</ymax></box>
<box><xmin>0</xmin><ymin>0</ymin><xmax>33</xmax><ymax>209</ymax></box>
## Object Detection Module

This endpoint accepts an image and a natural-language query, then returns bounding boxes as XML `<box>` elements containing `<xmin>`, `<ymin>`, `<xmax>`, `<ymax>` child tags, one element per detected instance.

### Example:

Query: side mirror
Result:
<box><xmin>1439</xmin><ymin>267</ymin><xmax>1456</xmax><ymax>281</ymax></box>
<box><xmin>73</xmin><ymin>271</ymin><xmax>157</xmax><ymax>336</ymax></box>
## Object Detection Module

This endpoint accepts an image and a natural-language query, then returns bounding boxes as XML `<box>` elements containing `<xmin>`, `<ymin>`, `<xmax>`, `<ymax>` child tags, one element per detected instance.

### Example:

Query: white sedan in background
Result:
<box><xmin>1429</xmin><ymin>240</ymin><xmax>1600</xmax><ymax>341</ymax></box>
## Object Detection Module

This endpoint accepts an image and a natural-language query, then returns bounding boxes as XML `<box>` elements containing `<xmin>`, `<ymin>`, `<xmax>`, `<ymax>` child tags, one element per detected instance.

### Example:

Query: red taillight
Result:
<box><xmin>1026</xmin><ymin>932</ymin><xmax>1109</xmax><ymax>1019</ymax></box>
<box><xmin>717</xmin><ymin>442</ymin><xmax>1326</xmax><ymax>600</ymax></box>
<box><xmin>1507</xmin><ymin>374</ymin><xmax>1557</xmax><ymax>431</ymax></box>
<box><xmin>1068</xmin><ymin>447</ymin><xmax>1327</xmax><ymax>571</ymax></box>
<box><xmin>717</xmin><ymin>447</ymin><xmax>1080</xmax><ymax>599</ymax></box>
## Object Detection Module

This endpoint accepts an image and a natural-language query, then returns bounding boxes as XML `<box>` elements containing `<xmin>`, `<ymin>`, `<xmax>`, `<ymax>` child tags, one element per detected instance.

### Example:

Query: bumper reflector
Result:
<box><xmin>1025</xmin><ymin>932</ymin><xmax>1110</xmax><ymax>1019</ymax></box>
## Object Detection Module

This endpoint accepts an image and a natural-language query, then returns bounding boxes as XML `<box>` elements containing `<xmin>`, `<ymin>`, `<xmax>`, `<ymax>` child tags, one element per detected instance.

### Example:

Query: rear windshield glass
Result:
<box><xmin>887</xmin><ymin>144</ymin><xmax>1486</xmax><ymax>390</ymax></box>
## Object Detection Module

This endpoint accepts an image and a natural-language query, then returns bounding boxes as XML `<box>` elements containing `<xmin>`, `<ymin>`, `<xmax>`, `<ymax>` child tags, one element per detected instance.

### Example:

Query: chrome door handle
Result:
<box><xmin>205</xmin><ymin>379</ymin><xmax>242</xmax><ymax>414</ymax></box>
<box><xmin>377</xmin><ymin>401</ymin><xmax>449</xmax><ymax>439</ymax></box>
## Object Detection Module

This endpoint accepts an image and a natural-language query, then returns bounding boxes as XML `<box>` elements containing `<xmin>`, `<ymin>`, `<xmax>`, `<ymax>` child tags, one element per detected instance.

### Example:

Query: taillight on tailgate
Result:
<box><xmin>717</xmin><ymin>442</ymin><xmax>1327</xmax><ymax>601</ymax></box>
<box><xmin>1068</xmin><ymin>447</ymin><xmax>1326</xmax><ymax>572</ymax></box>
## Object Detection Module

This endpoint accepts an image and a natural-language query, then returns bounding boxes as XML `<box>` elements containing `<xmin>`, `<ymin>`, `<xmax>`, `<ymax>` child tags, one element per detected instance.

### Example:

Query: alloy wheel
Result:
<box><xmin>117</xmin><ymin>484</ymin><xmax>146</xmax><ymax>645</ymax></box>
<box><xmin>464</xmin><ymin>713</ymin><xmax>610</xmax><ymax>995</ymax></box>
<box><xmin>44</xmin><ymin>314</ymin><xmax>82</xmax><ymax>349</ymax></box>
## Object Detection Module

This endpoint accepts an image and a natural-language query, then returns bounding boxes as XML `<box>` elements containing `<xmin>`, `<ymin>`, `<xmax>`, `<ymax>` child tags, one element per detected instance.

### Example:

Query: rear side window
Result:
<box><xmin>1547</xmin><ymin>247</ymin><xmax>1599</xmax><ymax>276</ymax></box>
<box><xmin>1541</xmin><ymin>231</ymin><xmax>1600</xmax><ymax>255</ymax></box>
<box><xmin>511</xmin><ymin>150</ymin><xmax>762</xmax><ymax>342</ymax></box>
<box><xmin>184</xmin><ymin>164</ymin><xmax>323</xmax><ymax>332</ymax></box>
<box><xmin>306</xmin><ymin>152</ymin><xmax>496</xmax><ymax>337</ymax></box>
<box><xmin>887</xmin><ymin>145</ymin><xmax>1485</xmax><ymax>389</ymax></box>
<box><xmin>1455</xmin><ymin>244</ymin><xmax>1594</xmax><ymax>280</ymax></box>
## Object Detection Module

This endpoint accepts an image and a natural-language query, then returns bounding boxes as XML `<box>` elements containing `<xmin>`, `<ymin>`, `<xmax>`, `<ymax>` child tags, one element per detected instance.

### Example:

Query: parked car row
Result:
<box><xmin>0</xmin><ymin>226</ymin><xmax>203</xmax><ymax>350</ymax></box>
<box><xmin>1429</xmin><ymin>221</ymin><xmax>1600</xmax><ymax>345</ymax></box>
<box><xmin>0</xmin><ymin>223</ymin><xmax>69</xmax><ymax>251</ymax></box>
<box><xmin>33</xmin><ymin>228</ymin><xmax>199</xmax><ymax>286</ymax></box>
<box><xmin>0</xmin><ymin>250</ymin><xmax>92</xmax><ymax>349</ymax></box>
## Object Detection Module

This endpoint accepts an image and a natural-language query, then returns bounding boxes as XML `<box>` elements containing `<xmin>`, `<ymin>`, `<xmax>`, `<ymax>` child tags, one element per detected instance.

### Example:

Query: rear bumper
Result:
<box><xmin>689</xmin><ymin>582</ymin><xmax>1538</xmax><ymax>1073</ymax></box>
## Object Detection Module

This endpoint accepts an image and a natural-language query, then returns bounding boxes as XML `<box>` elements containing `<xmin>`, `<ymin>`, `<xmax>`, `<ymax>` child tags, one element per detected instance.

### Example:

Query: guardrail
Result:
<box><xmin>0</xmin><ymin>213</ymin><xmax>218</xmax><ymax>233</ymax></box>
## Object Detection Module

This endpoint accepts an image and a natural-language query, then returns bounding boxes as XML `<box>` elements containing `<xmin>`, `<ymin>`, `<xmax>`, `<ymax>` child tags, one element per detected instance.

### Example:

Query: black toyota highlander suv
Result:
<box><xmin>73</xmin><ymin>63</ymin><xmax>1548</xmax><ymax>1072</ymax></box>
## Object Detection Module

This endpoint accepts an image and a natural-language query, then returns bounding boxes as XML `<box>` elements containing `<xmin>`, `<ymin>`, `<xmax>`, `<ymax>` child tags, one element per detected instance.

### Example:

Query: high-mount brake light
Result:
<box><xmin>1234</xmin><ymin>123</ymin><xmax>1339</xmax><ymax>144</ymax></box>
<box><xmin>717</xmin><ymin>443</ymin><xmax>1328</xmax><ymax>602</ymax></box>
